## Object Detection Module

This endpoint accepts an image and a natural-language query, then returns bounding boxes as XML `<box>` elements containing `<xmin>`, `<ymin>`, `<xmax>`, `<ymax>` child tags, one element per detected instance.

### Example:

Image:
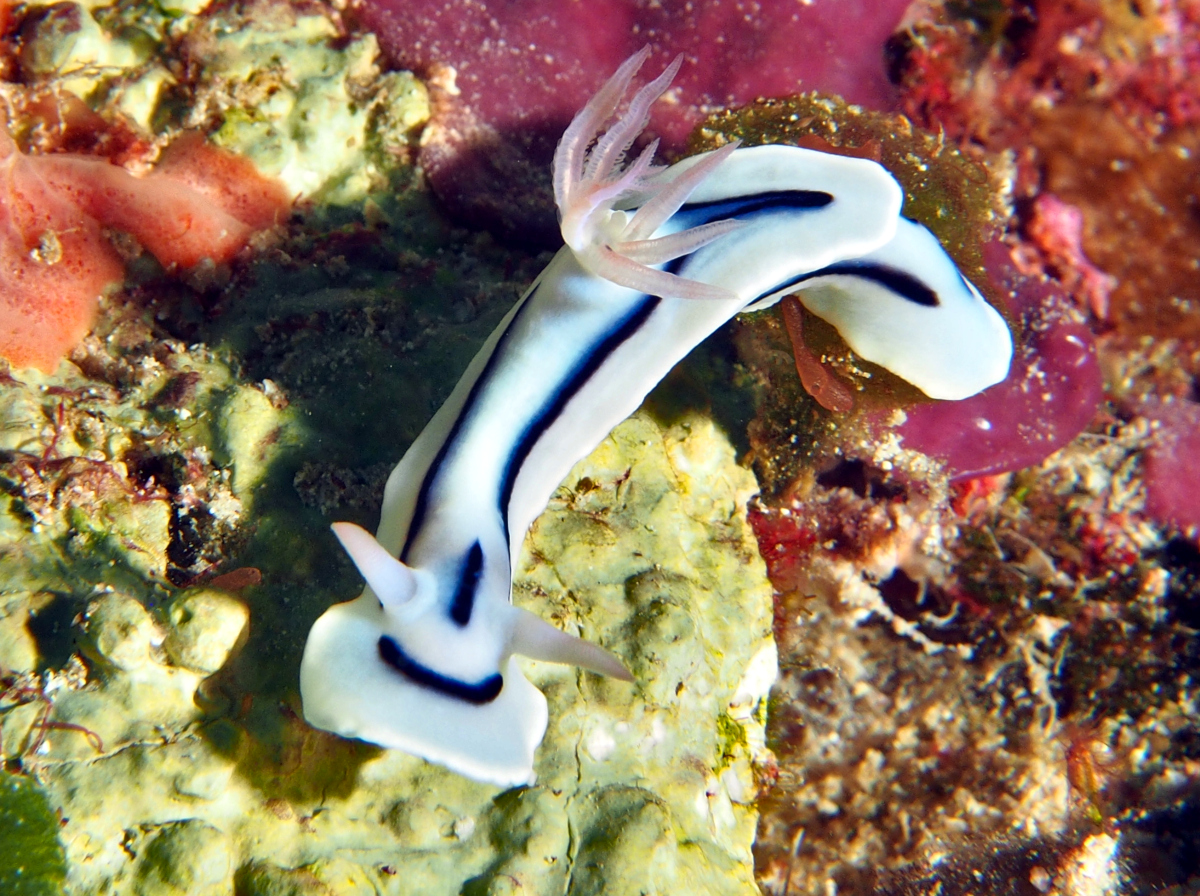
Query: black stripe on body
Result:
<box><xmin>679</xmin><ymin>189</ymin><xmax>833</xmax><ymax>221</ymax></box>
<box><xmin>497</xmin><ymin>297</ymin><xmax>661</xmax><ymax>540</ymax></box>
<box><xmin>449</xmin><ymin>541</ymin><xmax>483</xmax><ymax>627</ymax></box>
<box><xmin>402</xmin><ymin>190</ymin><xmax>832</xmax><ymax>562</ymax></box>
<box><xmin>757</xmin><ymin>261</ymin><xmax>941</xmax><ymax>308</ymax></box>
<box><xmin>378</xmin><ymin>635</ymin><xmax>503</xmax><ymax>704</ymax></box>
<box><xmin>401</xmin><ymin>287</ymin><xmax>539</xmax><ymax>562</ymax></box>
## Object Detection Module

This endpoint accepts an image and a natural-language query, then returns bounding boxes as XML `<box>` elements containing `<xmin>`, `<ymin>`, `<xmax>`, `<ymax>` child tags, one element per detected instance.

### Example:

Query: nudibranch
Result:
<box><xmin>300</xmin><ymin>49</ymin><xmax>1013</xmax><ymax>786</ymax></box>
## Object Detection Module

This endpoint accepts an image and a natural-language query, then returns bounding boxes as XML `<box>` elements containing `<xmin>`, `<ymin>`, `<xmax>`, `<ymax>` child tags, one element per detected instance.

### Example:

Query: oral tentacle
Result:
<box><xmin>553</xmin><ymin>52</ymin><xmax>744</xmax><ymax>300</ymax></box>
<box><xmin>582</xmin><ymin>245</ymin><xmax>739</xmax><ymax>300</ymax></box>
<box><xmin>590</xmin><ymin>139</ymin><xmax>660</xmax><ymax>207</ymax></box>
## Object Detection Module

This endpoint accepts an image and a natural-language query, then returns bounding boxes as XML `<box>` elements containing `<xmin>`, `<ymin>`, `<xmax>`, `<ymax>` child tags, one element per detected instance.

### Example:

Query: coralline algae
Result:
<box><xmin>349</xmin><ymin>0</ymin><xmax>913</xmax><ymax>244</ymax></box>
<box><xmin>1141</xmin><ymin>398</ymin><xmax>1200</xmax><ymax>534</ymax></box>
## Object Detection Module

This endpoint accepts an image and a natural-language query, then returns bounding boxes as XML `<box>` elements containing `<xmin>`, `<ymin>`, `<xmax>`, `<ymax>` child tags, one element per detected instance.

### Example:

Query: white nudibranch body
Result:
<box><xmin>299</xmin><ymin>49</ymin><xmax>1013</xmax><ymax>787</ymax></box>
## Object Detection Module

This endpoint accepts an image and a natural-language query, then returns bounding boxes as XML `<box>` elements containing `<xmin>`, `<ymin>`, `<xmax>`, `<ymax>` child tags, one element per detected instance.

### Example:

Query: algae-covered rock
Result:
<box><xmin>234</xmin><ymin>862</ymin><xmax>331</xmax><ymax>896</ymax></box>
<box><xmin>29</xmin><ymin>410</ymin><xmax>771</xmax><ymax>896</ymax></box>
<box><xmin>217</xmin><ymin>384</ymin><xmax>293</xmax><ymax>502</ymax></box>
<box><xmin>513</xmin><ymin>412</ymin><xmax>775</xmax><ymax>895</ymax></box>
<box><xmin>0</xmin><ymin>354</ymin><xmax>246</xmax><ymax>595</ymax></box>
<box><xmin>464</xmin><ymin>786</ymin><xmax>571</xmax><ymax>894</ymax></box>
<box><xmin>196</xmin><ymin>8</ymin><xmax>430</xmax><ymax>203</ymax></box>
<box><xmin>134</xmin><ymin>820</ymin><xmax>234</xmax><ymax>896</ymax></box>
<box><xmin>0</xmin><ymin>772</ymin><xmax>67</xmax><ymax>896</ymax></box>
<box><xmin>0</xmin><ymin>593</ymin><xmax>41</xmax><ymax>673</ymax></box>
<box><xmin>30</xmin><ymin>599</ymin><xmax>210</xmax><ymax>766</ymax></box>
<box><xmin>64</xmin><ymin>495</ymin><xmax>172</xmax><ymax>582</ymax></box>
<box><xmin>568</xmin><ymin>787</ymin><xmax>677</xmax><ymax>896</ymax></box>
<box><xmin>163</xmin><ymin>588</ymin><xmax>249</xmax><ymax>674</ymax></box>
<box><xmin>82</xmin><ymin>592</ymin><xmax>160</xmax><ymax>673</ymax></box>
<box><xmin>17</xmin><ymin>1</ymin><xmax>151</xmax><ymax>103</ymax></box>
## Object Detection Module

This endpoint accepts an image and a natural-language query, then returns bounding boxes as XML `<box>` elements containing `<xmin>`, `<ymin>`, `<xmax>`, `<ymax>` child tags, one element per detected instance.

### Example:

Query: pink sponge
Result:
<box><xmin>1142</xmin><ymin>399</ymin><xmax>1200</xmax><ymax>534</ymax></box>
<box><xmin>898</xmin><ymin>241</ymin><xmax>1104</xmax><ymax>479</ymax></box>
<box><xmin>0</xmin><ymin>130</ymin><xmax>290</xmax><ymax>371</ymax></box>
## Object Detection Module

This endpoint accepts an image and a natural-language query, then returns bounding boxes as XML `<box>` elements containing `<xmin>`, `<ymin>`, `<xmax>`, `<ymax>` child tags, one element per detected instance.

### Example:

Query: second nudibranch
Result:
<box><xmin>300</xmin><ymin>49</ymin><xmax>1013</xmax><ymax>787</ymax></box>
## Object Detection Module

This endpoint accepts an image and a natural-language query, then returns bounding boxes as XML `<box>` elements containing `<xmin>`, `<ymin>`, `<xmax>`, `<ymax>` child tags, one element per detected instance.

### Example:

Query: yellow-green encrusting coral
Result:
<box><xmin>12</xmin><ymin>0</ymin><xmax>429</xmax><ymax>206</ymax></box>
<box><xmin>194</xmin><ymin>10</ymin><xmax>429</xmax><ymax>204</ymax></box>
<box><xmin>0</xmin><ymin>411</ymin><xmax>775</xmax><ymax>896</ymax></box>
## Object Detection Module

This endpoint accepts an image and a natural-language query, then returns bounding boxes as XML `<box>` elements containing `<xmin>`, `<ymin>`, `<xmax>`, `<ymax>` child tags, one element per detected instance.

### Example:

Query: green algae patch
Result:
<box><xmin>691</xmin><ymin>94</ymin><xmax>1009</xmax><ymax>292</ymax></box>
<box><xmin>65</xmin><ymin>496</ymin><xmax>171</xmax><ymax>581</ymax></box>
<box><xmin>0</xmin><ymin>773</ymin><xmax>67</xmax><ymax>896</ymax></box>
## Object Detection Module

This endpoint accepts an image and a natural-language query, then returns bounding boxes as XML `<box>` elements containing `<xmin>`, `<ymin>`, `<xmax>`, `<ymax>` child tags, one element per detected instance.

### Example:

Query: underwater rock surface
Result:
<box><xmin>0</xmin><ymin>412</ymin><xmax>773</xmax><ymax>896</ymax></box>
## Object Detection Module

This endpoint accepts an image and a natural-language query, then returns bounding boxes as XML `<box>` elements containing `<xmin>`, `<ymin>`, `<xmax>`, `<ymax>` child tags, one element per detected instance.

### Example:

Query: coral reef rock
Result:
<box><xmin>1</xmin><ymin>412</ymin><xmax>775</xmax><ymax>896</ymax></box>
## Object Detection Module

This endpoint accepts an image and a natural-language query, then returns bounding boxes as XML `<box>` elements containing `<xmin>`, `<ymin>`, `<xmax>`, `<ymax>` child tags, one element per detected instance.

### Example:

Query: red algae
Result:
<box><xmin>894</xmin><ymin>1</ymin><xmax>1200</xmax><ymax>339</ymax></box>
<box><xmin>10</xmin><ymin>90</ymin><xmax>152</xmax><ymax>164</ymax></box>
<box><xmin>37</xmin><ymin>153</ymin><xmax>254</xmax><ymax>270</ymax></box>
<box><xmin>1142</xmin><ymin>398</ymin><xmax>1200</xmax><ymax>534</ymax></box>
<box><xmin>154</xmin><ymin>132</ymin><xmax>292</xmax><ymax>233</ymax></box>
<box><xmin>1023</xmin><ymin>192</ymin><xmax>1115</xmax><ymax>321</ymax></box>
<box><xmin>1030</xmin><ymin>106</ymin><xmax>1200</xmax><ymax>339</ymax></box>
<box><xmin>744</xmin><ymin>7</ymin><xmax>1200</xmax><ymax>891</ymax></box>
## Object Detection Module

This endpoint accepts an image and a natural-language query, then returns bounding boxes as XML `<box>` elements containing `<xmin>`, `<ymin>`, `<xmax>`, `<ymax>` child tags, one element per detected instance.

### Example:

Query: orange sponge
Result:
<box><xmin>0</xmin><ymin>130</ymin><xmax>291</xmax><ymax>371</ymax></box>
<box><xmin>0</xmin><ymin>131</ymin><xmax>124</xmax><ymax>371</ymax></box>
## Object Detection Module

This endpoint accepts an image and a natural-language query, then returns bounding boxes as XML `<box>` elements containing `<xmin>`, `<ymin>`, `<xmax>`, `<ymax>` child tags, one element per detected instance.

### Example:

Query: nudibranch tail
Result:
<box><xmin>553</xmin><ymin>49</ymin><xmax>743</xmax><ymax>301</ymax></box>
